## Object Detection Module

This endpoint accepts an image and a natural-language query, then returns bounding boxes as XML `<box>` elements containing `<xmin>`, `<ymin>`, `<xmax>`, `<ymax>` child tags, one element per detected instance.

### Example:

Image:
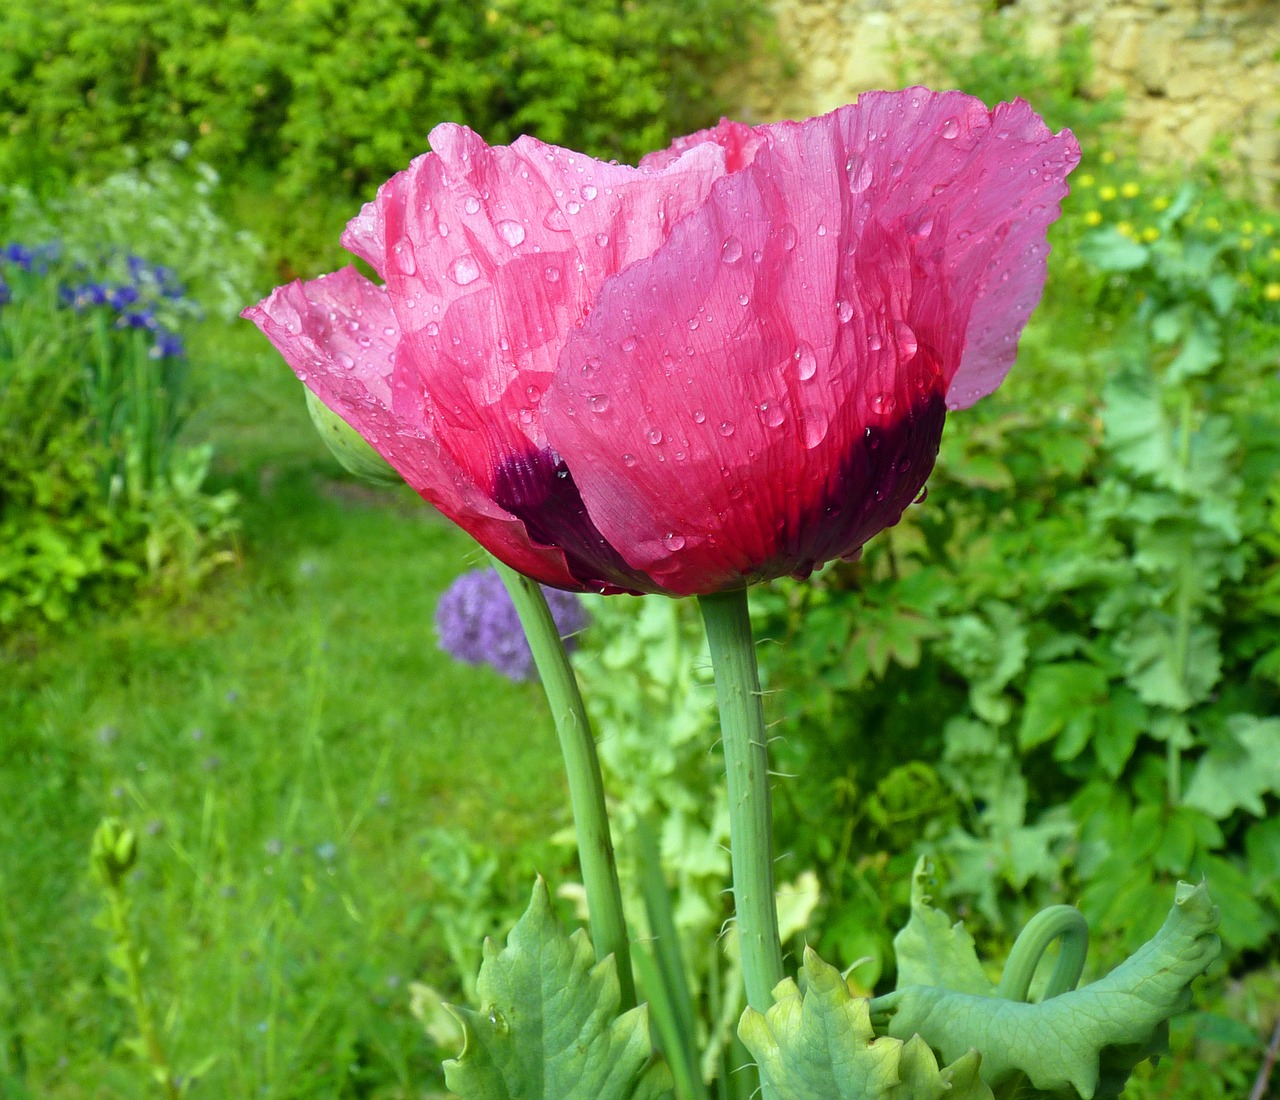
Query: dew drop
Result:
<box><xmin>836</xmin><ymin>299</ymin><xmax>854</xmax><ymax>323</ymax></box>
<box><xmin>718</xmin><ymin>420</ymin><xmax>735</xmax><ymax>437</ymax></box>
<box><xmin>437</xmin><ymin>222</ymin><xmax>450</xmax><ymax>238</ymax></box>
<box><xmin>425</xmin><ymin>321</ymin><xmax>440</xmax><ymax>337</ymax></box>
<box><xmin>751</xmin><ymin>249</ymin><xmax>763</xmax><ymax>263</ymax></box>
<box><xmin>526</xmin><ymin>383</ymin><xmax>543</xmax><ymax>403</ymax></box>
<box><xmin>582</xmin><ymin>184</ymin><xmax>598</xmax><ymax>200</ymax></box>
<box><xmin>544</xmin><ymin>208</ymin><xmax>570</xmax><ymax>232</ymax></box>
<box><xmin>847</xmin><ymin>155</ymin><xmax>873</xmax><ymax>193</ymax></box>
<box><xmin>544</xmin><ymin>265</ymin><xmax>561</xmax><ymax>283</ymax></box>
<box><xmin>688</xmin><ymin>317</ymin><xmax>699</xmax><ymax>331</ymax></box>
<box><xmin>646</xmin><ymin>428</ymin><xmax>663</xmax><ymax>445</ymax></box>
<box><xmin>621</xmin><ymin>336</ymin><xmax>637</xmax><ymax>352</ymax></box>
<box><xmin>890</xmin><ymin>160</ymin><xmax>905</xmax><ymax>178</ymax></box>
<box><xmin>580</xmin><ymin>356</ymin><xmax>601</xmax><ymax>378</ymax></box>
<box><xmin>793</xmin><ymin>341</ymin><xmax>817</xmax><ymax>380</ymax></box>
<box><xmin>622</xmin><ymin>452</ymin><xmax>637</xmax><ymax>467</ymax></box>
<box><xmin>497</xmin><ymin>220</ymin><xmax>526</xmax><ymax>247</ymax></box>
<box><xmin>871</xmin><ymin>392</ymin><xmax>896</xmax><ymax>415</ymax></box>
<box><xmin>463</xmin><ymin>196</ymin><xmax>480</xmax><ymax>214</ymax></box>
<box><xmin>663</xmin><ymin>532</ymin><xmax>686</xmax><ymax>552</ymax></box>
<box><xmin>692</xmin><ymin>409</ymin><xmax>707</xmax><ymax>424</ymax></box>
<box><xmin>896</xmin><ymin>321</ymin><xmax>919</xmax><ymax>361</ymax></box>
<box><xmin>799</xmin><ymin>405</ymin><xmax>829</xmax><ymax>448</ymax></box>
<box><xmin>758</xmin><ymin>401</ymin><xmax>786</xmax><ymax>428</ymax></box>
<box><xmin>587</xmin><ymin>393</ymin><xmax>610</xmax><ymax>413</ymax></box>
<box><xmin>566</xmin><ymin>200</ymin><xmax>582</xmax><ymax>215</ymax></box>
<box><xmin>914</xmin><ymin>485</ymin><xmax>929</xmax><ymax>505</ymax></box>
<box><xmin>595</xmin><ymin>232</ymin><xmax>610</xmax><ymax>247</ymax></box>
<box><xmin>721</xmin><ymin>236</ymin><xmax>743</xmax><ymax>263</ymax></box>
<box><xmin>738</xmin><ymin>293</ymin><xmax>750</xmax><ymax>306</ymax></box>
<box><xmin>868</xmin><ymin>333</ymin><xmax>883</xmax><ymax>351</ymax></box>
<box><xmin>337</xmin><ymin>352</ymin><xmax>355</xmax><ymax>370</ymax></box>
<box><xmin>911</xmin><ymin>214</ymin><xmax>934</xmax><ymax>239</ymax></box>
<box><xmin>940</xmin><ymin>117</ymin><xmax>960</xmax><ymax>139</ymax></box>
<box><xmin>392</xmin><ymin>242</ymin><xmax>416</xmax><ymax>274</ymax></box>
<box><xmin>383</xmin><ymin>325</ymin><xmax>397</xmax><ymax>336</ymax></box>
<box><xmin>518</xmin><ymin>409</ymin><xmax>534</xmax><ymax>425</ymax></box>
<box><xmin>449</xmin><ymin>255</ymin><xmax>480</xmax><ymax>285</ymax></box>
<box><xmin>817</xmin><ymin>223</ymin><xmax>827</xmax><ymax>237</ymax></box>
<box><xmin>781</xmin><ymin>224</ymin><xmax>798</xmax><ymax>251</ymax></box>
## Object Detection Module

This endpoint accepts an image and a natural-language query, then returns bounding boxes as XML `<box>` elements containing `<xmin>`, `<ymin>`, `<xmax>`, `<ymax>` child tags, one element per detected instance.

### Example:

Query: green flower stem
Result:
<box><xmin>698</xmin><ymin>589</ymin><xmax>785</xmax><ymax>1016</ymax></box>
<box><xmin>996</xmin><ymin>904</ymin><xmax>1089</xmax><ymax>1002</ymax></box>
<box><xmin>491</xmin><ymin>558</ymin><xmax>635</xmax><ymax>1010</ymax></box>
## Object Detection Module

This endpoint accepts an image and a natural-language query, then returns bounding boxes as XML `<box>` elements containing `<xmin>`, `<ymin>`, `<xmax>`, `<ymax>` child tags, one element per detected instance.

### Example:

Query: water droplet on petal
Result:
<box><xmin>871</xmin><ymin>392</ymin><xmax>896</xmax><ymax>415</ymax></box>
<box><xmin>721</xmin><ymin>236</ymin><xmax>743</xmax><ymax>263</ymax></box>
<box><xmin>781</xmin><ymin>224</ymin><xmax>798</xmax><ymax>251</ymax></box>
<box><xmin>587</xmin><ymin>393</ymin><xmax>609</xmax><ymax>413</ymax></box>
<box><xmin>497</xmin><ymin>220</ymin><xmax>526</xmax><ymax>247</ymax></box>
<box><xmin>622</xmin><ymin>452</ymin><xmax>637</xmax><ymax>467</ymax></box>
<box><xmin>463</xmin><ymin>196</ymin><xmax>480</xmax><ymax>214</ymax></box>
<box><xmin>799</xmin><ymin>405</ymin><xmax>829</xmax><ymax>447</ymax></box>
<box><xmin>595</xmin><ymin>232</ymin><xmax>609</xmax><ymax>247</ymax></box>
<box><xmin>544</xmin><ymin>265</ymin><xmax>561</xmax><ymax>283</ymax></box>
<box><xmin>817</xmin><ymin>223</ymin><xmax>827</xmax><ymax>237</ymax></box>
<box><xmin>621</xmin><ymin>336</ymin><xmax>637</xmax><ymax>352</ymax></box>
<box><xmin>758</xmin><ymin>401</ymin><xmax>786</xmax><ymax>428</ymax></box>
<box><xmin>646</xmin><ymin>428</ymin><xmax>663</xmax><ymax>445</ymax></box>
<box><xmin>837</xmin><ymin>299</ymin><xmax>854</xmax><ymax>323</ymax></box>
<box><xmin>793</xmin><ymin>342</ymin><xmax>817</xmax><ymax>380</ymax></box>
<box><xmin>582</xmin><ymin>184</ymin><xmax>598</xmax><ymax>200</ymax></box>
<box><xmin>847</xmin><ymin>155</ymin><xmax>873</xmax><ymax>193</ymax></box>
<box><xmin>392</xmin><ymin>242</ymin><xmax>416</xmax><ymax>274</ymax></box>
<box><xmin>566</xmin><ymin>200</ymin><xmax>582</xmax><ymax>215</ymax></box>
<box><xmin>718</xmin><ymin>420</ymin><xmax>735</xmax><ymax>437</ymax></box>
<box><xmin>663</xmin><ymin>532</ymin><xmax>686</xmax><ymax>552</ymax></box>
<box><xmin>868</xmin><ymin>333</ymin><xmax>883</xmax><ymax>351</ymax></box>
<box><xmin>544</xmin><ymin>208</ymin><xmax>569</xmax><ymax>231</ymax></box>
<box><xmin>449</xmin><ymin>255</ymin><xmax>480</xmax><ymax>285</ymax></box>
<box><xmin>738</xmin><ymin>293</ymin><xmax>750</xmax><ymax>306</ymax></box>
<box><xmin>896</xmin><ymin>321</ymin><xmax>919</xmax><ymax>361</ymax></box>
<box><xmin>914</xmin><ymin>485</ymin><xmax>929</xmax><ymax>505</ymax></box>
<box><xmin>940</xmin><ymin>116</ymin><xmax>960</xmax><ymax>139</ymax></box>
<box><xmin>425</xmin><ymin>321</ymin><xmax>439</xmax><ymax>337</ymax></box>
<box><xmin>337</xmin><ymin>352</ymin><xmax>355</xmax><ymax>369</ymax></box>
<box><xmin>437</xmin><ymin>222</ymin><xmax>450</xmax><ymax>238</ymax></box>
<box><xmin>692</xmin><ymin>409</ymin><xmax>706</xmax><ymax>424</ymax></box>
<box><xmin>688</xmin><ymin>318</ymin><xmax>699</xmax><ymax>331</ymax></box>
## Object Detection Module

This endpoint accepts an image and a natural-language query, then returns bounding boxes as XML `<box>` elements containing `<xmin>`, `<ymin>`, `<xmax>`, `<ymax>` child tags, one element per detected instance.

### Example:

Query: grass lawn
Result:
<box><xmin>0</xmin><ymin>320</ymin><xmax>570</xmax><ymax>1097</ymax></box>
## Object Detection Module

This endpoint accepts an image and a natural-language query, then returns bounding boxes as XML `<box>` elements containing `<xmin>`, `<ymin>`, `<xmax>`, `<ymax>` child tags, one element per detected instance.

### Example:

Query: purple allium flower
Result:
<box><xmin>435</xmin><ymin>567</ymin><xmax>590</xmax><ymax>682</ymax></box>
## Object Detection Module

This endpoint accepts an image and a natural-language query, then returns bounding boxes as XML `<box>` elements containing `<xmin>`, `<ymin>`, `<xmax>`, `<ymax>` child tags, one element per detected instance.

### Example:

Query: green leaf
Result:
<box><xmin>884</xmin><ymin>881</ymin><xmax>1220</xmax><ymax>1099</ymax></box>
<box><xmin>739</xmin><ymin>947</ymin><xmax>994</xmax><ymax>1100</ymax></box>
<box><xmin>1183</xmin><ymin>714</ymin><xmax>1280</xmax><ymax>819</ymax></box>
<box><xmin>1017</xmin><ymin>661</ymin><xmax>1108</xmax><ymax>752</ymax></box>
<box><xmin>893</xmin><ymin>859</ymin><xmax>994</xmax><ymax>997</ymax></box>
<box><xmin>443</xmin><ymin>879</ymin><xmax>672</xmax><ymax>1100</ymax></box>
<box><xmin>1079</xmin><ymin>229</ymin><xmax>1149</xmax><ymax>272</ymax></box>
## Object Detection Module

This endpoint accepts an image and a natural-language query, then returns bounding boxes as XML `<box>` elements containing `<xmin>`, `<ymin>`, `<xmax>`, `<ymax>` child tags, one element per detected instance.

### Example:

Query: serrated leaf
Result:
<box><xmin>885</xmin><ymin>882</ymin><xmax>1220</xmax><ymax>1098</ymax></box>
<box><xmin>893</xmin><ymin>859</ymin><xmax>993</xmax><ymax>996</ymax></box>
<box><xmin>1183</xmin><ymin>714</ymin><xmax>1280</xmax><ymax>819</ymax></box>
<box><xmin>1017</xmin><ymin>662</ymin><xmax>1108</xmax><ymax>751</ymax></box>
<box><xmin>443</xmin><ymin>879</ymin><xmax>672</xmax><ymax>1100</ymax></box>
<box><xmin>739</xmin><ymin>947</ymin><xmax>993</xmax><ymax>1100</ymax></box>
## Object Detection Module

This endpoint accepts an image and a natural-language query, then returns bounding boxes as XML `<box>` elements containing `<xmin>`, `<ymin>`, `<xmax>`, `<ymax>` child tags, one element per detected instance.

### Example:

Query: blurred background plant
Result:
<box><xmin>2</xmin><ymin>3</ymin><xmax>1279</xmax><ymax>1098</ymax></box>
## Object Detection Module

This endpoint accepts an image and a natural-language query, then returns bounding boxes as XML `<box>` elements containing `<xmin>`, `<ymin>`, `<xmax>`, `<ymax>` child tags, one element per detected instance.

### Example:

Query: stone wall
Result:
<box><xmin>733</xmin><ymin>0</ymin><xmax>1280</xmax><ymax>199</ymax></box>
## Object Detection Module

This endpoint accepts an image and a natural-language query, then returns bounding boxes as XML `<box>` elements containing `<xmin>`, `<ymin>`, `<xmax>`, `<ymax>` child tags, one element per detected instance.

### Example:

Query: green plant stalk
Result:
<box><xmin>1167</xmin><ymin>390</ymin><xmax>1196</xmax><ymax>805</ymax></box>
<box><xmin>995</xmin><ymin>904</ymin><xmax>1089</xmax><ymax>1002</ymax></box>
<box><xmin>491</xmin><ymin>557</ymin><xmax>635</xmax><ymax>1010</ymax></box>
<box><xmin>103</xmin><ymin>882</ymin><xmax>179</xmax><ymax>1100</ymax></box>
<box><xmin>697</xmin><ymin>589</ymin><xmax>785</xmax><ymax>1016</ymax></box>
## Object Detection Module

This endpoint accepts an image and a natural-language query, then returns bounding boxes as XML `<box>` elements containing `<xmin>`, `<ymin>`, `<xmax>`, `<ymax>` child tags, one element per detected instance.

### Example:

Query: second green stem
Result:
<box><xmin>492</xmin><ymin>558</ymin><xmax>635</xmax><ymax>1010</ymax></box>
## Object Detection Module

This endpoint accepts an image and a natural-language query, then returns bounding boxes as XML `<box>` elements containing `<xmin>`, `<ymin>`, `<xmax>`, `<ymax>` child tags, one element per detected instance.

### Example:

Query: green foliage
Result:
<box><xmin>443</xmin><ymin>879</ymin><xmax>672</xmax><ymax>1100</ymax></box>
<box><xmin>740</xmin><ymin>948</ymin><xmax>992</xmax><ymax>1100</ymax></box>
<box><xmin>884</xmin><ymin>871</ymin><xmax>1221</xmax><ymax>1099</ymax></box>
<box><xmin>0</xmin><ymin>0</ymin><xmax>767</xmax><ymax>253</ymax></box>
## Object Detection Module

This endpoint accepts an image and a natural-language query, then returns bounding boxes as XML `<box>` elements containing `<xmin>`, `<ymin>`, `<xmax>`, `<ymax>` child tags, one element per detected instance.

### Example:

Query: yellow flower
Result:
<box><xmin>1270</xmin><ymin>247</ymin><xmax>1280</xmax><ymax>262</ymax></box>
<box><xmin>1077</xmin><ymin>174</ymin><xmax>1095</xmax><ymax>188</ymax></box>
<box><xmin>1099</xmin><ymin>185</ymin><xmax>1117</xmax><ymax>201</ymax></box>
<box><xmin>1262</xmin><ymin>224</ymin><xmax>1275</xmax><ymax>237</ymax></box>
<box><xmin>1242</xmin><ymin>221</ymin><xmax>1255</xmax><ymax>234</ymax></box>
<box><xmin>1240</xmin><ymin>237</ymin><xmax>1254</xmax><ymax>250</ymax></box>
<box><xmin>1084</xmin><ymin>210</ymin><xmax>1103</xmax><ymax>226</ymax></box>
<box><xmin>486</xmin><ymin>7</ymin><xmax>499</xmax><ymax>23</ymax></box>
<box><xmin>1121</xmin><ymin>182</ymin><xmax>1140</xmax><ymax>198</ymax></box>
<box><xmin>1205</xmin><ymin>216</ymin><xmax>1221</xmax><ymax>231</ymax></box>
<box><xmin>1265</xmin><ymin>282</ymin><xmax>1280</xmax><ymax>302</ymax></box>
<box><xmin>1117</xmin><ymin>221</ymin><xmax>1134</xmax><ymax>238</ymax></box>
<box><xmin>1152</xmin><ymin>196</ymin><xmax>1170</xmax><ymax>211</ymax></box>
<box><xmin>1141</xmin><ymin>226</ymin><xmax>1160</xmax><ymax>242</ymax></box>
<box><xmin>1101</xmin><ymin>150</ymin><xmax>1116</xmax><ymax>164</ymax></box>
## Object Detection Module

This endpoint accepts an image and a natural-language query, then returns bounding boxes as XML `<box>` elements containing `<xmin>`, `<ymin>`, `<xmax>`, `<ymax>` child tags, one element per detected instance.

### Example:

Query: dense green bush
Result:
<box><xmin>0</xmin><ymin>0</ymin><xmax>766</xmax><ymax>212</ymax></box>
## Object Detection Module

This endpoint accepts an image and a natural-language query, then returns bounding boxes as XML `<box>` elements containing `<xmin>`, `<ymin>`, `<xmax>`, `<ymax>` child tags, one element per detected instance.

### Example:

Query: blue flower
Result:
<box><xmin>0</xmin><ymin>278</ymin><xmax>9</xmax><ymax>306</ymax></box>
<box><xmin>435</xmin><ymin>567</ymin><xmax>590</xmax><ymax>681</ymax></box>
<box><xmin>150</xmin><ymin>329</ymin><xmax>184</xmax><ymax>359</ymax></box>
<box><xmin>105</xmin><ymin>284</ymin><xmax>140</xmax><ymax>309</ymax></box>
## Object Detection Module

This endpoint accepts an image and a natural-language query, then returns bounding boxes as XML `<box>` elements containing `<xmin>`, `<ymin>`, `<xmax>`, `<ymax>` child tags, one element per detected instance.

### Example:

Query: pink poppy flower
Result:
<box><xmin>245</xmin><ymin>89</ymin><xmax>1079</xmax><ymax>597</ymax></box>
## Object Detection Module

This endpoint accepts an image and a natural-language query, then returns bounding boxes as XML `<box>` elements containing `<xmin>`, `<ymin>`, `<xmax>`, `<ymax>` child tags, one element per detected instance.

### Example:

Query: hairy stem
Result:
<box><xmin>698</xmin><ymin>589</ymin><xmax>785</xmax><ymax>1016</ymax></box>
<box><xmin>492</xmin><ymin>558</ymin><xmax>635</xmax><ymax>1009</ymax></box>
